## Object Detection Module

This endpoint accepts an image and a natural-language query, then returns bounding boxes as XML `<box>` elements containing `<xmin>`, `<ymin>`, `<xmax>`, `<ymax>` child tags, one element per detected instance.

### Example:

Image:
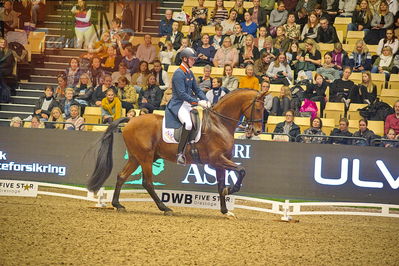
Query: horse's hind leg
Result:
<box><xmin>141</xmin><ymin>161</ymin><xmax>173</xmax><ymax>215</ymax></box>
<box><xmin>112</xmin><ymin>157</ymin><xmax>139</xmax><ymax>211</ymax></box>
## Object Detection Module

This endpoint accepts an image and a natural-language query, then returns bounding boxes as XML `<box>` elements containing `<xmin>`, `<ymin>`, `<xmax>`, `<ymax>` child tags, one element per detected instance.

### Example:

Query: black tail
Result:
<box><xmin>87</xmin><ymin>117</ymin><xmax>130</xmax><ymax>192</ymax></box>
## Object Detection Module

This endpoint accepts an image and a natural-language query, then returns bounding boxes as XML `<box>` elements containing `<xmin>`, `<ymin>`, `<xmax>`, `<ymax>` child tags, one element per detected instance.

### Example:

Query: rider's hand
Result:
<box><xmin>198</xmin><ymin>100</ymin><xmax>211</xmax><ymax>109</ymax></box>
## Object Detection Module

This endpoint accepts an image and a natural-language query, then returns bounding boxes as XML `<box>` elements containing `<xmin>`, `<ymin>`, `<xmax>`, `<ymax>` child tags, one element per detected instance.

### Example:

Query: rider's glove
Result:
<box><xmin>198</xmin><ymin>100</ymin><xmax>211</xmax><ymax>109</ymax></box>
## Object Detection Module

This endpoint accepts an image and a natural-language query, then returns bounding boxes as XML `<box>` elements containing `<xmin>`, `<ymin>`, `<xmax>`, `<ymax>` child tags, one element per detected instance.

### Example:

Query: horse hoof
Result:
<box><xmin>164</xmin><ymin>210</ymin><xmax>174</xmax><ymax>216</ymax></box>
<box><xmin>224</xmin><ymin>211</ymin><xmax>237</xmax><ymax>219</ymax></box>
<box><xmin>222</xmin><ymin>187</ymin><xmax>229</xmax><ymax>196</ymax></box>
<box><xmin>116</xmin><ymin>207</ymin><xmax>126</xmax><ymax>212</ymax></box>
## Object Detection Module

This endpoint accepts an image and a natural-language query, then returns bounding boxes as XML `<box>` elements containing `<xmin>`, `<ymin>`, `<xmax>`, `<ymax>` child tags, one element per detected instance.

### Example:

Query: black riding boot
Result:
<box><xmin>176</xmin><ymin>127</ymin><xmax>191</xmax><ymax>165</ymax></box>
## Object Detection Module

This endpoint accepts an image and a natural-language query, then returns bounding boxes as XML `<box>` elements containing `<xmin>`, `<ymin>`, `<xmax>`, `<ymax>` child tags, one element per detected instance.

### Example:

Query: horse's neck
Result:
<box><xmin>212</xmin><ymin>94</ymin><xmax>249</xmax><ymax>135</ymax></box>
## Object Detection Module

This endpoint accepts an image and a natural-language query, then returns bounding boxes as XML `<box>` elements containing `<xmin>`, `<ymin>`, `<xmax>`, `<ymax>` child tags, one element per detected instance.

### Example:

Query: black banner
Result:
<box><xmin>0</xmin><ymin>127</ymin><xmax>398</xmax><ymax>204</ymax></box>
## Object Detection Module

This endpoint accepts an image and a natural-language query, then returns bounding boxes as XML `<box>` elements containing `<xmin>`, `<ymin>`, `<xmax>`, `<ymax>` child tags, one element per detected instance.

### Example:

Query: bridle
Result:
<box><xmin>207</xmin><ymin>93</ymin><xmax>265</xmax><ymax>128</ymax></box>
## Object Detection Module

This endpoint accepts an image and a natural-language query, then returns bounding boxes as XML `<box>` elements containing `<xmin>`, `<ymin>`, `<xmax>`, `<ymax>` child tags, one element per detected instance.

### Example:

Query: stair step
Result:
<box><xmin>44</xmin><ymin>55</ymin><xmax>73</xmax><ymax>63</ymax></box>
<box><xmin>162</xmin><ymin>2</ymin><xmax>185</xmax><ymax>8</ymax></box>
<box><xmin>0</xmin><ymin>103</ymin><xmax>35</xmax><ymax>113</ymax></box>
<box><xmin>145</xmin><ymin>19</ymin><xmax>161</xmax><ymax>27</ymax></box>
<box><xmin>20</xmin><ymin>81</ymin><xmax>58</xmax><ymax>89</ymax></box>
<box><xmin>157</xmin><ymin>6</ymin><xmax>181</xmax><ymax>12</ymax></box>
<box><xmin>0</xmin><ymin>110</ymin><xmax>32</xmax><ymax>119</ymax></box>
<box><xmin>0</xmin><ymin>119</ymin><xmax>12</xmax><ymax>127</ymax></box>
<box><xmin>32</xmin><ymin>68</ymin><xmax>64</xmax><ymax>76</ymax></box>
<box><xmin>152</xmin><ymin>13</ymin><xmax>162</xmax><ymax>20</ymax></box>
<box><xmin>42</xmin><ymin>62</ymin><xmax>69</xmax><ymax>69</ymax></box>
<box><xmin>45</xmin><ymin>48</ymin><xmax>87</xmax><ymax>57</ymax></box>
<box><xmin>134</xmin><ymin>32</ymin><xmax>160</xmax><ymax>37</ymax></box>
<box><xmin>30</xmin><ymin>75</ymin><xmax>57</xmax><ymax>84</ymax></box>
<box><xmin>16</xmin><ymin>89</ymin><xmax>45</xmax><ymax>97</ymax></box>
<box><xmin>142</xmin><ymin>26</ymin><xmax>159</xmax><ymax>34</ymax></box>
<box><xmin>45</xmin><ymin>41</ymin><xmax>65</xmax><ymax>49</ymax></box>
<box><xmin>11</xmin><ymin>96</ymin><xmax>40</xmax><ymax>105</ymax></box>
<box><xmin>36</xmin><ymin>27</ymin><xmax>62</xmax><ymax>35</ymax></box>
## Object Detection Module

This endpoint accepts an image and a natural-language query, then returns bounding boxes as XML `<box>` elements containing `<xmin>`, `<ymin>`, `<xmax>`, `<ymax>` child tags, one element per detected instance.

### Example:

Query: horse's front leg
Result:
<box><xmin>216</xmin><ymin>167</ymin><xmax>228</xmax><ymax>214</ymax></box>
<box><xmin>214</xmin><ymin>155</ymin><xmax>246</xmax><ymax>196</ymax></box>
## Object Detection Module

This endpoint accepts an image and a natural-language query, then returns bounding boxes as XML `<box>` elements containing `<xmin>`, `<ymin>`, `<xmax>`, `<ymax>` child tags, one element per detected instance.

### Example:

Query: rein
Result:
<box><xmin>206</xmin><ymin>94</ymin><xmax>264</xmax><ymax>126</ymax></box>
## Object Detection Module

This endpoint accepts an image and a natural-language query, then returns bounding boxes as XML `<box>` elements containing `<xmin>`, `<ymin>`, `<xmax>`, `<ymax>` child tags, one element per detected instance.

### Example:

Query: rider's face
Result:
<box><xmin>187</xmin><ymin>57</ymin><xmax>196</xmax><ymax>68</ymax></box>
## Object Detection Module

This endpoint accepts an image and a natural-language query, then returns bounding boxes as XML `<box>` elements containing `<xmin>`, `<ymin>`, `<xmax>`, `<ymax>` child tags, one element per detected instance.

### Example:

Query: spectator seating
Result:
<box><xmin>201</xmin><ymin>26</ymin><xmax>216</xmax><ymax>35</ymax></box>
<box><xmin>269</xmin><ymin>84</ymin><xmax>283</xmax><ymax>97</ymax></box>
<box><xmin>346</xmin><ymin>31</ymin><xmax>365</xmax><ymax>45</ymax></box>
<box><xmin>371</xmin><ymin>73</ymin><xmax>386</xmax><ymax>96</ymax></box>
<box><xmin>23</xmin><ymin>122</ymin><xmax>31</xmax><ymax>128</ymax></box>
<box><xmin>181</xmin><ymin>25</ymin><xmax>217</xmax><ymax>36</ymax></box>
<box><xmin>167</xmin><ymin>65</ymin><xmax>229</xmax><ymax>80</ymax></box>
<box><xmin>324</xmin><ymin>102</ymin><xmax>345</xmax><ymax>125</ymax></box>
<box><xmin>130</xmin><ymin>36</ymin><xmax>165</xmax><ymax>54</ymax></box>
<box><xmin>319</xmin><ymin>43</ymin><xmax>334</xmax><ymax>57</ymax></box>
<box><xmin>83</xmin><ymin>107</ymin><xmax>102</xmax><ymax>131</ymax></box>
<box><xmin>367</xmin><ymin>45</ymin><xmax>378</xmax><ymax>55</ymax></box>
<box><xmin>349</xmin><ymin>119</ymin><xmax>384</xmax><ymax>136</ymax></box>
<box><xmin>182</xmin><ymin>0</ymin><xmax>254</xmax><ymax>17</ymax></box>
<box><xmin>232</xmin><ymin>68</ymin><xmax>246</xmax><ymax>79</ymax></box>
<box><xmin>337</xmin><ymin>31</ymin><xmax>344</xmax><ymax>44</ymax></box>
<box><xmin>233</xmin><ymin>132</ymin><xmax>273</xmax><ymax>140</ymax></box>
<box><xmin>266</xmin><ymin>115</ymin><xmax>284</xmax><ymax>132</ymax></box>
<box><xmin>266</xmin><ymin>115</ymin><xmax>335</xmax><ymax>135</ymax></box>
<box><xmin>350</xmin><ymin>72</ymin><xmax>362</xmax><ymax>84</ymax></box>
<box><xmin>334</xmin><ymin>17</ymin><xmax>351</xmax><ymax>42</ymax></box>
<box><xmin>367</xmin><ymin>121</ymin><xmax>385</xmax><ymax>136</ymax></box>
<box><xmin>27</xmin><ymin>31</ymin><xmax>46</xmax><ymax>61</ymax></box>
<box><xmin>380</xmin><ymin>89</ymin><xmax>399</xmax><ymax>106</ymax></box>
<box><xmin>388</xmin><ymin>74</ymin><xmax>399</xmax><ymax>89</ymax></box>
<box><xmin>342</xmin><ymin>44</ymin><xmax>378</xmax><ymax>56</ymax></box>
<box><xmin>347</xmin><ymin>103</ymin><xmax>367</xmax><ymax>120</ymax></box>
<box><xmin>321</xmin><ymin>118</ymin><xmax>335</xmax><ymax>135</ymax></box>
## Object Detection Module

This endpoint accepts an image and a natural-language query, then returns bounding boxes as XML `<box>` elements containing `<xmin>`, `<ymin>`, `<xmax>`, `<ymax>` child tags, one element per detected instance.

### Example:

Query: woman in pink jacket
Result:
<box><xmin>213</xmin><ymin>36</ymin><xmax>239</xmax><ymax>68</ymax></box>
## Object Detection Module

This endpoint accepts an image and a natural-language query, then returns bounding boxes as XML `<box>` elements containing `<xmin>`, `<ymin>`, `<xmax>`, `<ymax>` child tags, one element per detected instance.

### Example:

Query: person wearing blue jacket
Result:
<box><xmin>159</xmin><ymin>9</ymin><xmax>174</xmax><ymax>37</ymax></box>
<box><xmin>165</xmin><ymin>48</ymin><xmax>211</xmax><ymax>165</ymax></box>
<box><xmin>348</xmin><ymin>40</ymin><xmax>372</xmax><ymax>72</ymax></box>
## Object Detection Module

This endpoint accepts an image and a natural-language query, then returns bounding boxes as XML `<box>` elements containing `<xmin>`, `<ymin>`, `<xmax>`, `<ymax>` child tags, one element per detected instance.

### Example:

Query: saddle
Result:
<box><xmin>173</xmin><ymin>109</ymin><xmax>201</xmax><ymax>143</ymax></box>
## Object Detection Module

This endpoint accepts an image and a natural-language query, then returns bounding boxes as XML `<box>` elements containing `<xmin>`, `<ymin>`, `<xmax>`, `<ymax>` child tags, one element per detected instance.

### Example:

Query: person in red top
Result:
<box><xmin>385</xmin><ymin>100</ymin><xmax>399</xmax><ymax>135</ymax></box>
<box><xmin>71</xmin><ymin>0</ymin><xmax>95</xmax><ymax>48</ymax></box>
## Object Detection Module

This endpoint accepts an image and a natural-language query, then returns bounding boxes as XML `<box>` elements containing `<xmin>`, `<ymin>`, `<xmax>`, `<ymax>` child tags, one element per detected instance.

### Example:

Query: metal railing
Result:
<box><xmin>295</xmin><ymin>134</ymin><xmax>368</xmax><ymax>145</ymax></box>
<box><xmin>43</xmin><ymin>121</ymin><xmax>76</xmax><ymax>130</ymax></box>
<box><xmin>371</xmin><ymin>138</ymin><xmax>399</xmax><ymax>147</ymax></box>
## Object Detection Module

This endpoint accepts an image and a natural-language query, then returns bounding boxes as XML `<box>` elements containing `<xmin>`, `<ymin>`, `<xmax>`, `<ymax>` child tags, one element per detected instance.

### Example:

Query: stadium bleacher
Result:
<box><xmin>1</xmin><ymin>0</ymin><xmax>398</xmax><ymax>142</ymax></box>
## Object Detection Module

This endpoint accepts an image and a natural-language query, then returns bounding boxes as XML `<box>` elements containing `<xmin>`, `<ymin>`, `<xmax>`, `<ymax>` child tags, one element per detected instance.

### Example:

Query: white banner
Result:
<box><xmin>0</xmin><ymin>180</ymin><xmax>38</xmax><ymax>197</ymax></box>
<box><xmin>157</xmin><ymin>190</ymin><xmax>235</xmax><ymax>210</ymax></box>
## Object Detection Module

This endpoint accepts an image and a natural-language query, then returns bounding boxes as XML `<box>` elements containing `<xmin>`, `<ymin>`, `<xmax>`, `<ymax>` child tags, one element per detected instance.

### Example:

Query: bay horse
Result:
<box><xmin>88</xmin><ymin>88</ymin><xmax>267</xmax><ymax>216</ymax></box>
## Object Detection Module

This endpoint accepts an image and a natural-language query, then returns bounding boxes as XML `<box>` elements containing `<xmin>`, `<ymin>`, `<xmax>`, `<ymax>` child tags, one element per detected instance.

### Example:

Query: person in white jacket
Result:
<box><xmin>266</xmin><ymin>53</ymin><xmax>293</xmax><ymax>86</ymax></box>
<box><xmin>338</xmin><ymin>0</ymin><xmax>357</xmax><ymax>17</ymax></box>
<box><xmin>387</xmin><ymin>0</ymin><xmax>398</xmax><ymax>15</ymax></box>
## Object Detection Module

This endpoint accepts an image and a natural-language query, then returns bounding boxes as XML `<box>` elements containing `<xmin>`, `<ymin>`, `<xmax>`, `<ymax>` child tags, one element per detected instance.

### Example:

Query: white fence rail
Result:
<box><xmin>30</xmin><ymin>182</ymin><xmax>399</xmax><ymax>219</ymax></box>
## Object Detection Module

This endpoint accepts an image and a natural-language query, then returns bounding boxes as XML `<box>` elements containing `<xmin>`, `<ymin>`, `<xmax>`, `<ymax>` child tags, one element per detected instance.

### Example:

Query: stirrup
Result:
<box><xmin>177</xmin><ymin>153</ymin><xmax>186</xmax><ymax>165</ymax></box>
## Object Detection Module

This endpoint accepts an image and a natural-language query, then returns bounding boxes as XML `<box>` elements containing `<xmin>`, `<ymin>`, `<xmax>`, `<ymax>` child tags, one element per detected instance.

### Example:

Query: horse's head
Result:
<box><xmin>241</xmin><ymin>90</ymin><xmax>268</xmax><ymax>136</ymax></box>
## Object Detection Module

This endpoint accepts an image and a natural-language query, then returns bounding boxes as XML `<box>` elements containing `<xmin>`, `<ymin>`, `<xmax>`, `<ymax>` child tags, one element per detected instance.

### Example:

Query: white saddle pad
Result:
<box><xmin>162</xmin><ymin>116</ymin><xmax>202</xmax><ymax>144</ymax></box>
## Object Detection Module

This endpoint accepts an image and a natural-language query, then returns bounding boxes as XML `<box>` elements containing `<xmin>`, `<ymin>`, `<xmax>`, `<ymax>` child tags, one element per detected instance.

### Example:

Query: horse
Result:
<box><xmin>88</xmin><ymin>88</ymin><xmax>267</xmax><ymax>217</ymax></box>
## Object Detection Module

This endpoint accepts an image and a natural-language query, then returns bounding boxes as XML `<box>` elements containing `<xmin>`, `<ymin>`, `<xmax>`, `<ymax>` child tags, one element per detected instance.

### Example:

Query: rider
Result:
<box><xmin>165</xmin><ymin>47</ymin><xmax>211</xmax><ymax>165</ymax></box>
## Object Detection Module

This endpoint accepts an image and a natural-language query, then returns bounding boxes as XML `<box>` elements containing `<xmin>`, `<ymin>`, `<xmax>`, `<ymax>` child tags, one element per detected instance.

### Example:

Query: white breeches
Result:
<box><xmin>75</xmin><ymin>25</ymin><xmax>96</xmax><ymax>49</ymax></box>
<box><xmin>178</xmin><ymin>102</ymin><xmax>193</xmax><ymax>130</ymax></box>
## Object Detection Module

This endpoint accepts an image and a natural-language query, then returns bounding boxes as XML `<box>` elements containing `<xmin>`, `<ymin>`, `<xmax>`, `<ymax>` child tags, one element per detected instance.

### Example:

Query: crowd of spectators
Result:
<box><xmin>2</xmin><ymin>0</ymin><xmax>399</xmax><ymax>147</ymax></box>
